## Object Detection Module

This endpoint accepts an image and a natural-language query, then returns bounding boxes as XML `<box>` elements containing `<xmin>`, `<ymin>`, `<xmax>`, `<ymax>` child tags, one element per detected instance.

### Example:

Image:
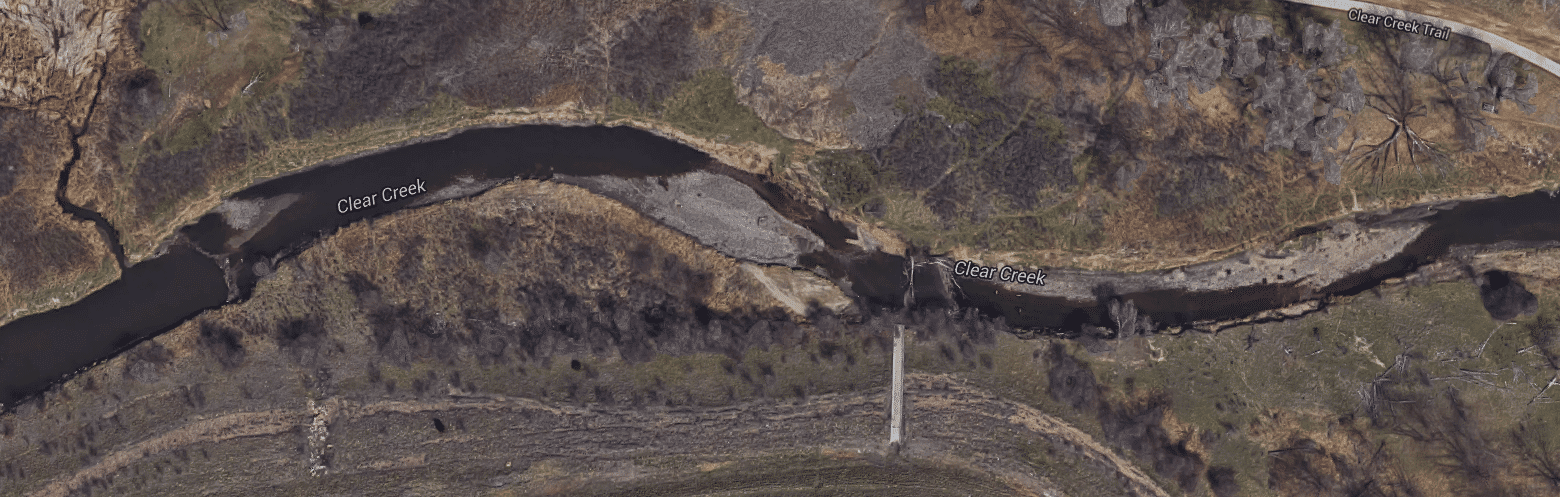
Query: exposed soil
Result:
<box><xmin>19</xmin><ymin>375</ymin><xmax>1173</xmax><ymax>497</ymax></box>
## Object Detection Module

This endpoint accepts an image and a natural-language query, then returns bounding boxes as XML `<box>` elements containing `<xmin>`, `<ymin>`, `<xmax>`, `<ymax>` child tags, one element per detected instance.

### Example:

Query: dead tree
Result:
<box><xmin>1375</xmin><ymin>369</ymin><xmax>1508</xmax><ymax>494</ymax></box>
<box><xmin>182</xmin><ymin>0</ymin><xmax>231</xmax><ymax>31</ymax></box>
<box><xmin>994</xmin><ymin>0</ymin><xmax>1150</xmax><ymax>103</ymax></box>
<box><xmin>1511</xmin><ymin>423</ymin><xmax>1560</xmax><ymax>488</ymax></box>
<box><xmin>1108</xmin><ymin>298</ymin><xmax>1155</xmax><ymax>336</ymax></box>
<box><xmin>1417</xmin><ymin>35</ymin><xmax>1519</xmax><ymax>154</ymax></box>
<box><xmin>1436</xmin><ymin>63</ymin><xmax>1499</xmax><ymax>153</ymax></box>
<box><xmin>1267</xmin><ymin>430</ymin><xmax>1422</xmax><ymax>497</ymax></box>
<box><xmin>1348</xmin><ymin>29</ymin><xmax>1451</xmax><ymax>184</ymax></box>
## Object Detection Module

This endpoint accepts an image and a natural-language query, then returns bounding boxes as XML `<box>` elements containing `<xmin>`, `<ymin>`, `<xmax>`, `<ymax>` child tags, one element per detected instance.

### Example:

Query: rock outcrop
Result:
<box><xmin>735</xmin><ymin>0</ymin><xmax>932</xmax><ymax>148</ymax></box>
<box><xmin>0</xmin><ymin>0</ymin><xmax>128</xmax><ymax>127</ymax></box>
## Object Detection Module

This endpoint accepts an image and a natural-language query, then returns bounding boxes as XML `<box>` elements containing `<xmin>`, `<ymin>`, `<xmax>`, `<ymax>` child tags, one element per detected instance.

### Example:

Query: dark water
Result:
<box><xmin>0</xmin><ymin>125</ymin><xmax>720</xmax><ymax>408</ymax></box>
<box><xmin>57</xmin><ymin>131</ymin><xmax>129</xmax><ymax>271</ymax></box>
<box><xmin>4</xmin><ymin>123</ymin><xmax>1560</xmax><ymax>407</ymax></box>
<box><xmin>0</xmin><ymin>245</ymin><xmax>225</xmax><ymax>405</ymax></box>
<box><xmin>1322</xmin><ymin>193</ymin><xmax>1560</xmax><ymax>296</ymax></box>
<box><xmin>188</xmin><ymin>125</ymin><xmax>715</xmax><ymax>277</ymax></box>
<box><xmin>949</xmin><ymin>192</ymin><xmax>1560</xmax><ymax>332</ymax></box>
<box><xmin>950</xmin><ymin>280</ymin><xmax>1310</xmax><ymax>332</ymax></box>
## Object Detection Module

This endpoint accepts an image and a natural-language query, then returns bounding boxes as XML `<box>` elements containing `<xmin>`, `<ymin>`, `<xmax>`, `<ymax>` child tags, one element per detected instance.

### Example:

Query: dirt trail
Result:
<box><xmin>27</xmin><ymin>409</ymin><xmax>307</xmax><ymax>497</ymax></box>
<box><xmin>24</xmin><ymin>374</ymin><xmax>1169</xmax><ymax>497</ymax></box>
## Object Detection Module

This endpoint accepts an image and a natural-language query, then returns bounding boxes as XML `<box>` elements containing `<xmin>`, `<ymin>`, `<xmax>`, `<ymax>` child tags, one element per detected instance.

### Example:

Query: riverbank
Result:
<box><xmin>7</xmin><ymin>140</ymin><xmax>1560</xmax><ymax>497</ymax></box>
<box><xmin>9</xmin><ymin>119</ymin><xmax>1560</xmax><ymax>409</ymax></box>
<box><xmin>946</xmin><ymin>191</ymin><xmax>1560</xmax><ymax>332</ymax></box>
<box><xmin>122</xmin><ymin>103</ymin><xmax>791</xmax><ymax>267</ymax></box>
<box><xmin>0</xmin><ymin>176</ymin><xmax>1169</xmax><ymax>497</ymax></box>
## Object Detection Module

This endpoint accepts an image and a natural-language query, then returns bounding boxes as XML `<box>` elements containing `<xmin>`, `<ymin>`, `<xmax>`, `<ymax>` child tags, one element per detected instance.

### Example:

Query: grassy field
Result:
<box><xmin>1081</xmin><ymin>275</ymin><xmax>1560</xmax><ymax>495</ymax></box>
<box><xmin>134</xmin><ymin>0</ymin><xmax>297</xmax><ymax>155</ymax></box>
<box><xmin>3</xmin><ymin>254</ymin><xmax>120</xmax><ymax>324</ymax></box>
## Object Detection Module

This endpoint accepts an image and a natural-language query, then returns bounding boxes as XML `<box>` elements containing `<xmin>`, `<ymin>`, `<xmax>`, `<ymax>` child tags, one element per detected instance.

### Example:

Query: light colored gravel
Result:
<box><xmin>976</xmin><ymin>218</ymin><xmax>1430</xmax><ymax>302</ymax></box>
<box><xmin>1284</xmin><ymin>0</ymin><xmax>1560</xmax><ymax>79</ymax></box>
<box><xmin>554</xmin><ymin>171</ymin><xmax>824</xmax><ymax>266</ymax></box>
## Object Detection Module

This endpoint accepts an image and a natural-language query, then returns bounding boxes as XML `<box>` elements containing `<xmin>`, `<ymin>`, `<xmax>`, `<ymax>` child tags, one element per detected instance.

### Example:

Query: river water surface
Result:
<box><xmin>3</xmin><ymin>124</ymin><xmax>1558</xmax><ymax>407</ymax></box>
<box><xmin>0</xmin><ymin>125</ymin><xmax>714</xmax><ymax>407</ymax></box>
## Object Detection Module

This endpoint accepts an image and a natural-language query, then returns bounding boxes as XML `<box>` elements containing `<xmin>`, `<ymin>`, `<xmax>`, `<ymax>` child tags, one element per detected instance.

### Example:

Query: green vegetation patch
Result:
<box><xmin>811</xmin><ymin>150</ymin><xmax>893</xmax><ymax>211</ymax></box>
<box><xmin>926</xmin><ymin>97</ymin><xmax>983</xmax><ymax>128</ymax></box>
<box><xmin>933</xmin><ymin>56</ymin><xmax>1000</xmax><ymax>105</ymax></box>
<box><xmin>1072</xmin><ymin>277</ymin><xmax>1560</xmax><ymax>495</ymax></box>
<box><xmin>662</xmin><ymin>69</ymin><xmax>794</xmax><ymax>154</ymax></box>
<box><xmin>137</xmin><ymin>0</ymin><xmax>298</xmax><ymax>157</ymax></box>
<box><xmin>608</xmin><ymin>68</ymin><xmax>801</xmax><ymax>177</ymax></box>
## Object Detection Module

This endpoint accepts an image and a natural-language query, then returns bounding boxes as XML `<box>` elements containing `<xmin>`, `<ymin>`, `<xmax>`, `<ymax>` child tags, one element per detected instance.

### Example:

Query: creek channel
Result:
<box><xmin>2</xmin><ymin>124</ymin><xmax>1558</xmax><ymax>407</ymax></box>
<box><xmin>1</xmin><ymin>125</ymin><xmax>716</xmax><ymax>407</ymax></box>
<box><xmin>955</xmin><ymin>192</ymin><xmax>1560</xmax><ymax>332</ymax></box>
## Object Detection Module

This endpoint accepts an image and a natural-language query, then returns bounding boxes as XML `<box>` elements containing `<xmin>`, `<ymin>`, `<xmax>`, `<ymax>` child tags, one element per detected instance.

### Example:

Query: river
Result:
<box><xmin>2</xmin><ymin>124</ymin><xmax>1558</xmax><ymax>407</ymax></box>
<box><xmin>1</xmin><ymin>125</ymin><xmax>715</xmax><ymax>407</ymax></box>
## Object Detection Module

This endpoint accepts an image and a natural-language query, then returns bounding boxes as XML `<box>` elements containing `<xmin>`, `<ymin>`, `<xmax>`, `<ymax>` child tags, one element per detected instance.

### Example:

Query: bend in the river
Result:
<box><xmin>4</xmin><ymin>123</ymin><xmax>1560</xmax><ymax>409</ymax></box>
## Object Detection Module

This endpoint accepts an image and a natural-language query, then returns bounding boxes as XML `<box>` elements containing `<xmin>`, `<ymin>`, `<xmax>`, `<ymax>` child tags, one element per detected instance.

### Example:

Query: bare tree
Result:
<box><xmin>182</xmin><ymin>0</ymin><xmax>231</xmax><ymax>31</ymax></box>
<box><xmin>1432</xmin><ymin>63</ymin><xmax>1498</xmax><ymax>153</ymax></box>
<box><xmin>1108</xmin><ymin>298</ymin><xmax>1155</xmax><ymax>336</ymax></box>
<box><xmin>1511</xmin><ymin>423</ymin><xmax>1560</xmax><ymax>488</ymax></box>
<box><xmin>1348</xmin><ymin>29</ymin><xmax>1451</xmax><ymax>184</ymax></box>
<box><xmin>994</xmin><ymin>0</ymin><xmax>1150</xmax><ymax>104</ymax></box>
<box><xmin>1372</xmin><ymin>366</ymin><xmax>1511</xmax><ymax>495</ymax></box>
<box><xmin>1267</xmin><ymin>429</ymin><xmax>1423</xmax><ymax>497</ymax></box>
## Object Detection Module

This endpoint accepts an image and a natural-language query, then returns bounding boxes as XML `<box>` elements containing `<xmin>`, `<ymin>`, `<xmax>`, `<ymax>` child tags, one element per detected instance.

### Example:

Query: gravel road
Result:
<box><xmin>1283</xmin><ymin>0</ymin><xmax>1560</xmax><ymax>79</ymax></box>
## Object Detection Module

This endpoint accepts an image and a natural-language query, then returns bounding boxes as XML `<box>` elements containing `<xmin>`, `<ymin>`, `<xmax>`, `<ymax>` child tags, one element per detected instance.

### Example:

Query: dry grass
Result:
<box><xmin>12</xmin><ymin>173</ymin><xmax>1560</xmax><ymax>496</ymax></box>
<box><xmin>1381</xmin><ymin>0</ymin><xmax>1560</xmax><ymax>63</ymax></box>
<box><xmin>0</xmin><ymin>179</ymin><xmax>1149</xmax><ymax>497</ymax></box>
<box><xmin>885</xmin><ymin>0</ymin><xmax>1560</xmax><ymax>273</ymax></box>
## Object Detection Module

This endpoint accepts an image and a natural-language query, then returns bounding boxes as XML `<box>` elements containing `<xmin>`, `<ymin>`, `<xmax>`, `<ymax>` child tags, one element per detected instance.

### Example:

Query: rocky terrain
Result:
<box><xmin>555</xmin><ymin>171</ymin><xmax>826</xmax><ymax>266</ymax></box>
<box><xmin>983</xmin><ymin>215</ymin><xmax>1428</xmax><ymax>304</ymax></box>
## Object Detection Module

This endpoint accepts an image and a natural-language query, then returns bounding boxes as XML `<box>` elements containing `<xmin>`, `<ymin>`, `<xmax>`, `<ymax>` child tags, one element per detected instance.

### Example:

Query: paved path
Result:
<box><xmin>889</xmin><ymin>324</ymin><xmax>905</xmax><ymax>445</ymax></box>
<box><xmin>1283</xmin><ymin>0</ymin><xmax>1560</xmax><ymax>79</ymax></box>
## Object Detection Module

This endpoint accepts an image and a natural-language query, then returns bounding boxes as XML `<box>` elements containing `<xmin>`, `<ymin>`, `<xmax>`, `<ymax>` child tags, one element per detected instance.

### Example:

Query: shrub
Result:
<box><xmin>811</xmin><ymin>150</ymin><xmax>889</xmax><ymax>210</ymax></box>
